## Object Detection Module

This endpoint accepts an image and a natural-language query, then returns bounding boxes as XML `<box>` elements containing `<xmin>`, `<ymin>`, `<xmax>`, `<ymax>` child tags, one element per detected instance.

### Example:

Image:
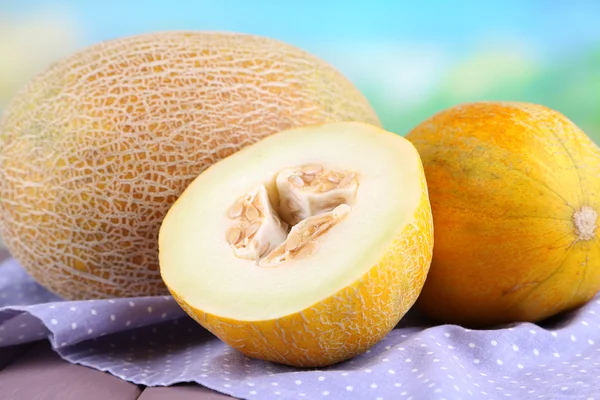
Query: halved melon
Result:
<box><xmin>158</xmin><ymin>121</ymin><xmax>434</xmax><ymax>367</ymax></box>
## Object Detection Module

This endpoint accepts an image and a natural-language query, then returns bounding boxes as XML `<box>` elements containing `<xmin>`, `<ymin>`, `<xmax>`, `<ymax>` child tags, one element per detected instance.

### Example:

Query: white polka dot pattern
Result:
<box><xmin>1</xmin><ymin>257</ymin><xmax>600</xmax><ymax>399</ymax></box>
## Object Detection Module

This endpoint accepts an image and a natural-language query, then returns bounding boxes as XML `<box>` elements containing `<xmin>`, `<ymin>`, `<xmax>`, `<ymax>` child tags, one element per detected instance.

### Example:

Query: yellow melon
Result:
<box><xmin>158</xmin><ymin>121</ymin><xmax>434</xmax><ymax>367</ymax></box>
<box><xmin>406</xmin><ymin>101</ymin><xmax>600</xmax><ymax>327</ymax></box>
<box><xmin>0</xmin><ymin>31</ymin><xmax>381</xmax><ymax>300</ymax></box>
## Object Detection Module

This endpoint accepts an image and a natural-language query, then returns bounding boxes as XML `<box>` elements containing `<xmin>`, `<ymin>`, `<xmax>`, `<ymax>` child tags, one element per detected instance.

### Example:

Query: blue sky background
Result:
<box><xmin>1</xmin><ymin>0</ymin><xmax>600</xmax><ymax>139</ymax></box>
<box><xmin>5</xmin><ymin>0</ymin><xmax>600</xmax><ymax>58</ymax></box>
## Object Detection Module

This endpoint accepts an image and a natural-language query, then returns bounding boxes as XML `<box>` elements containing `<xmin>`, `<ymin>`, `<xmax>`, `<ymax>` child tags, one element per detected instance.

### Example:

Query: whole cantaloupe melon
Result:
<box><xmin>0</xmin><ymin>30</ymin><xmax>381</xmax><ymax>300</ymax></box>
<box><xmin>406</xmin><ymin>101</ymin><xmax>600</xmax><ymax>327</ymax></box>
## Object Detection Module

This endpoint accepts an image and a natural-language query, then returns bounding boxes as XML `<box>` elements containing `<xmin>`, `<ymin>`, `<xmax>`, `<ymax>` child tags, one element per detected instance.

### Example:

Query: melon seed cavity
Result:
<box><xmin>225</xmin><ymin>163</ymin><xmax>359</xmax><ymax>266</ymax></box>
<box><xmin>276</xmin><ymin>163</ymin><xmax>358</xmax><ymax>226</ymax></box>
<box><xmin>225</xmin><ymin>185</ymin><xmax>289</xmax><ymax>262</ymax></box>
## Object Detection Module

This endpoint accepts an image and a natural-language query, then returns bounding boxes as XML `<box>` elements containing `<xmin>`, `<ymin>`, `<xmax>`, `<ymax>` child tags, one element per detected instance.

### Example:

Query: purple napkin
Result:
<box><xmin>1</xmin><ymin>256</ymin><xmax>600</xmax><ymax>400</ymax></box>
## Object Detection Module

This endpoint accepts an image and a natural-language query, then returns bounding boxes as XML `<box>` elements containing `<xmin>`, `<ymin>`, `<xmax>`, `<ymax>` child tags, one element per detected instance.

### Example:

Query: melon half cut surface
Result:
<box><xmin>158</xmin><ymin>121</ymin><xmax>434</xmax><ymax>367</ymax></box>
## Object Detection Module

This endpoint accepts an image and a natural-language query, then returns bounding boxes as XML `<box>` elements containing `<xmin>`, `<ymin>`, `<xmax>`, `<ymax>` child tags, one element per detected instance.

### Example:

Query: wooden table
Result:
<box><xmin>0</xmin><ymin>249</ymin><xmax>236</xmax><ymax>400</ymax></box>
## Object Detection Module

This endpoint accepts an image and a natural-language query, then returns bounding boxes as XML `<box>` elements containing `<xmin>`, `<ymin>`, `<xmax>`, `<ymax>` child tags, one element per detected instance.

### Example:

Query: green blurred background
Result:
<box><xmin>1</xmin><ymin>0</ymin><xmax>599</xmax><ymax>142</ymax></box>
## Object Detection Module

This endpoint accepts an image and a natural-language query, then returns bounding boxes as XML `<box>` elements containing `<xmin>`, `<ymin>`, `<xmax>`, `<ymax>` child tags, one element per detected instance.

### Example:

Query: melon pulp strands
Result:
<box><xmin>158</xmin><ymin>121</ymin><xmax>434</xmax><ymax>367</ymax></box>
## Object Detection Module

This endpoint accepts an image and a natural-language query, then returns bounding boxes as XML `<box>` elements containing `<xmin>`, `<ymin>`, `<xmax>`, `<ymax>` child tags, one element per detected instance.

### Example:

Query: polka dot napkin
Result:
<box><xmin>1</xmin><ymin>256</ymin><xmax>600</xmax><ymax>400</ymax></box>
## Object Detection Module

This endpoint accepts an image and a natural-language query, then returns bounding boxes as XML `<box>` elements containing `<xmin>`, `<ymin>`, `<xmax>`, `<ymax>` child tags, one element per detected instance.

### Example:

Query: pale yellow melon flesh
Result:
<box><xmin>159</xmin><ymin>121</ymin><xmax>434</xmax><ymax>367</ymax></box>
<box><xmin>0</xmin><ymin>31</ymin><xmax>380</xmax><ymax>300</ymax></box>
